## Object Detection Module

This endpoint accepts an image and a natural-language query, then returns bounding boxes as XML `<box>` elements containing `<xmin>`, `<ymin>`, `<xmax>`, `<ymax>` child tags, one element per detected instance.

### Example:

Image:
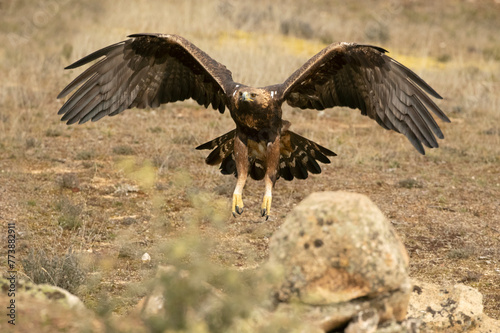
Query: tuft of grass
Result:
<box><xmin>388</xmin><ymin>160</ymin><xmax>401</xmax><ymax>169</ymax></box>
<box><xmin>483</xmin><ymin>46</ymin><xmax>500</xmax><ymax>61</ymax></box>
<box><xmin>56</xmin><ymin>197</ymin><xmax>82</xmax><ymax>230</ymax></box>
<box><xmin>398</xmin><ymin>178</ymin><xmax>424</xmax><ymax>189</ymax></box>
<box><xmin>280</xmin><ymin>18</ymin><xmax>314</xmax><ymax>39</ymax></box>
<box><xmin>437</xmin><ymin>53</ymin><xmax>452</xmax><ymax>63</ymax></box>
<box><xmin>45</xmin><ymin>128</ymin><xmax>62</xmax><ymax>137</ymax></box>
<box><xmin>58</xmin><ymin>214</ymin><xmax>82</xmax><ymax>230</ymax></box>
<box><xmin>148</xmin><ymin>126</ymin><xmax>164</xmax><ymax>133</ymax></box>
<box><xmin>118</xmin><ymin>244</ymin><xmax>138</xmax><ymax>259</ymax></box>
<box><xmin>113</xmin><ymin>145</ymin><xmax>135</xmax><ymax>155</ymax></box>
<box><xmin>459</xmin><ymin>270</ymin><xmax>482</xmax><ymax>283</ymax></box>
<box><xmin>75</xmin><ymin>150</ymin><xmax>95</xmax><ymax>160</ymax></box>
<box><xmin>57</xmin><ymin>173</ymin><xmax>80</xmax><ymax>189</ymax></box>
<box><xmin>22</xmin><ymin>248</ymin><xmax>86</xmax><ymax>294</ymax></box>
<box><xmin>447</xmin><ymin>247</ymin><xmax>475</xmax><ymax>260</ymax></box>
<box><xmin>172</xmin><ymin>133</ymin><xmax>198</xmax><ymax>145</ymax></box>
<box><xmin>25</xmin><ymin>137</ymin><xmax>38</xmax><ymax>149</ymax></box>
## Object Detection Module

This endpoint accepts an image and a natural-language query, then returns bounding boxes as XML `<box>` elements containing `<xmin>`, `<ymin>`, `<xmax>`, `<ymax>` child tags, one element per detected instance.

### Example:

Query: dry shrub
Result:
<box><xmin>22</xmin><ymin>249</ymin><xmax>86</xmax><ymax>294</ymax></box>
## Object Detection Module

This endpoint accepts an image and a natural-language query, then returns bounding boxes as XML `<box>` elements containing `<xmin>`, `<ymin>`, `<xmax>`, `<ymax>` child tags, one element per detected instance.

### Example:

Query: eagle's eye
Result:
<box><xmin>250</xmin><ymin>93</ymin><xmax>257</xmax><ymax>98</ymax></box>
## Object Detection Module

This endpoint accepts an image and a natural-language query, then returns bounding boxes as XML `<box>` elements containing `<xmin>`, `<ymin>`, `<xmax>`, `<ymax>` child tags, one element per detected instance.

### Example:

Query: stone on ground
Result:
<box><xmin>269</xmin><ymin>191</ymin><xmax>411</xmax><ymax>331</ymax></box>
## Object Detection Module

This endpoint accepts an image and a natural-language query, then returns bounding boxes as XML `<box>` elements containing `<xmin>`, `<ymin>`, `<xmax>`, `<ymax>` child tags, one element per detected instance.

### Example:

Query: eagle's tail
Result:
<box><xmin>195</xmin><ymin>129</ymin><xmax>237</xmax><ymax>176</ymax></box>
<box><xmin>195</xmin><ymin>130</ymin><xmax>336</xmax><ymax>181</ymax></box>
<box><xmin>278</xmin><ymin>130</ymin><xmax>337</xmax><ymax>180</ymax></box>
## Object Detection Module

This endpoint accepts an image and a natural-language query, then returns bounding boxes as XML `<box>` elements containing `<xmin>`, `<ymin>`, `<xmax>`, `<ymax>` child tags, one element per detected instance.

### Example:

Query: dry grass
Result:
<box><xmin>1</xmin><ymin>0</ymin><xmax>499</xmax><ymax>328</ymax></box>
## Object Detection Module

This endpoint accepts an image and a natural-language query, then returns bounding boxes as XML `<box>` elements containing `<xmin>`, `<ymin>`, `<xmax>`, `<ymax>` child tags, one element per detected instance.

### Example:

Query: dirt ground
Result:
<box><xmin>1</xmin><ymin>0</ymin><xmax>499</xmax><ymax>326</ymax></box>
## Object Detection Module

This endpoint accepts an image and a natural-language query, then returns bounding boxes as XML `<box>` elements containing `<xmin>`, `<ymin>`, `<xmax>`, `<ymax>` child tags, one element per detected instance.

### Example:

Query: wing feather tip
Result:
<box><xmin>413</xmin><ymin>141</ymin><xmax>426</xmax><ymax>155</ymax></box>
<box><xmin>65</xmin><ymin>117</ymin><xmax>79</xmax><ymax>125</ymax></box>
<box><xmin>127</xmin><ymin>33</ymin><xmax>166</xmax><ymax>38</ymax></box>
<box><xmin>195</xmin><ymin>142</ymin><xmax>211</xmax><ymax>150</ymax></box>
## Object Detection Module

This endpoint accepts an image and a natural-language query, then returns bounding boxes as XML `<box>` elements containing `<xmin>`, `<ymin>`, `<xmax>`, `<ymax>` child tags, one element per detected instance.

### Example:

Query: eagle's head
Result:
<box><xmin>240</xmin><ymin>90</ymin><xmax>257</xmax><ymax>102</ymax></box>
<box><xmin>235</xmin><ymin>87</ymin><xmax>271</xmax><ymax>109</ymax></box>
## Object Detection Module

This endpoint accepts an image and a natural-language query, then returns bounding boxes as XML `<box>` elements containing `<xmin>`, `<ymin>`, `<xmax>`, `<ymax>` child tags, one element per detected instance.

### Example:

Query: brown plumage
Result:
<box><xmin>196</xmin><ymin>126</ymin><xmax>336</xmax><ymax>181</ymax></box>
<box><xmin>57</xmin><ymin>33</ymin><xmax>449</xmax><ymax>219</ymax></box>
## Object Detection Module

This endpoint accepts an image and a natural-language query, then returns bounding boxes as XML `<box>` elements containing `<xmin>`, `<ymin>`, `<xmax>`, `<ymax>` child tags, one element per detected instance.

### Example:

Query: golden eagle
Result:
<box><xmin>57</xmin><ymin>33</ymin><xmax>449</xmax><ymax>219</ymax></box>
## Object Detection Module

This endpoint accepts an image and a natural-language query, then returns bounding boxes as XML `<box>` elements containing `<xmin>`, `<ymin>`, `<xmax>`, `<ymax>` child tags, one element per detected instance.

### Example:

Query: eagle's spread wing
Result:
<box><xmin>57</xmin><ymin>33</ymin><xmax>235</xmax><ymax>124</ymax></box>
<box><xmin>278</xmin><ymin>42</ymin><xmax>450</xmax><ymax>154</ymax></box>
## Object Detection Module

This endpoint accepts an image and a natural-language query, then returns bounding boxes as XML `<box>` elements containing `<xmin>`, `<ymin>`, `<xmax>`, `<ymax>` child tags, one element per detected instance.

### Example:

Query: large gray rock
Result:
<box><xmin>269</xmin><ymin>191</ymin><xmax>411</xmax><ymax>331</ymax></box>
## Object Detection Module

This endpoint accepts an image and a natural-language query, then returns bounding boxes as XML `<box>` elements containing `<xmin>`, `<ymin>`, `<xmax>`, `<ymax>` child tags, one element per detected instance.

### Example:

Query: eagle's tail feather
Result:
<box><xmin>196</xmin><ymin>129</ymin><xmax>336</xmax><ymax>181</ymax></box>
<box><xmin>196</xmin><ymin>129</ymin><xmax>236</xmax><ymax>166</ymax></box>
<box><xmin>279</xmin><ymin>130</ymin><xmax>336</xmax><ymax>181</ymax></box>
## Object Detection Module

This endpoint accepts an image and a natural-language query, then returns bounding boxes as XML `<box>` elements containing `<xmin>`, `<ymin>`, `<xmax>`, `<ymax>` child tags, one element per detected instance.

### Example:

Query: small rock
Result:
<box><xmin>407</xmin><ymin>281</ymin><xmax>500</xmax><ymax>332</ymax></box>
<box><xmin>141</xmin><ymin>252</ymin><xmax>151</xmax><ymax>263</ymax></box>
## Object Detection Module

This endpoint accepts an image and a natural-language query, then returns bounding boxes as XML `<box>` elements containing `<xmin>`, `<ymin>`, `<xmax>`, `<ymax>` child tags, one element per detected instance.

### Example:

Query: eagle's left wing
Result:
<box><xmin>277</xmin><ymin>42</ymin><xmax>450</xmax><ymax>154</ymax></box>
<box><xmin>57</xmin><ymin>33</ymin><xmax>236</xmax><ymax>124</ymax></box>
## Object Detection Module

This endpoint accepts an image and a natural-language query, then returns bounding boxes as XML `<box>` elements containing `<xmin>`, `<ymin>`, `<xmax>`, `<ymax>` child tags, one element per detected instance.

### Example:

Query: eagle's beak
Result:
<box><xmin>240</xmin><ymin>91</ymin><xmax>254</xmax><ymax>102</ymax></box>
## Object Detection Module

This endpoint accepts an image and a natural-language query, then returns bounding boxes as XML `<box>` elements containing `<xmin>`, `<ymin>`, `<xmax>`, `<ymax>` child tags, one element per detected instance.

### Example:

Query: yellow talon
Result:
<box><xmin>232</xmin><ymin>193</ymin><xmax>244</xmax><ymax>216</ymax></box>
<box><xmin>260</xmin><ymin>195</ymin><xmax>272</xmax><ymax>220</ymax></box>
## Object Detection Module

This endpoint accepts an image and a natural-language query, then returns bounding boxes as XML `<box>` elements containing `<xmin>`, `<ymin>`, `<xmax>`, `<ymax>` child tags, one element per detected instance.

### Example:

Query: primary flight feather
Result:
<box><xmin>57</xmin><ymin>33</ymin><xmax>449</xmax><ymax>219</ymax></box>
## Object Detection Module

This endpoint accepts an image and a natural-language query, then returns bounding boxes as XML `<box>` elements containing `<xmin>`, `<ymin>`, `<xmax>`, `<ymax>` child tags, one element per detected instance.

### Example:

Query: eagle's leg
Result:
<box><xmin>261</xmin><ymin>135</ymin><xmax>280</xmax><ymax>220</ymax></box>
<box><xmin>232</xmin><ymin>133</ymin><xmax>248</xmax><ymax>217</ymax></box>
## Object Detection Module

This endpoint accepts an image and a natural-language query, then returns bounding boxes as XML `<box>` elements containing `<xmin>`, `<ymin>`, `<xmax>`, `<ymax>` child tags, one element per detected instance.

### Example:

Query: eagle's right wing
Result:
<box><xmin>278</xmin><ymin>42</ymin><xmax>450</xmax><ymax>154</ymax></box>
<box><xmin>57</xmin><ymin>33</ymin><xmax>236</xmax><ymax>124</ymax></box>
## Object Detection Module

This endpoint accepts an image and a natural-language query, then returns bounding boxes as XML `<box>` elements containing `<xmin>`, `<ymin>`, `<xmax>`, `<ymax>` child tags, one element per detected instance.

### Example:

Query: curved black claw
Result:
<box><xmin>232</xmin><ymin>194</ymin><xmax>244</xmax><ymax>217</ymax></box>
<box><xmin>261</xmin><ymin>195</ymin><xmax>272</xmax><ymax>221</ymax></box>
